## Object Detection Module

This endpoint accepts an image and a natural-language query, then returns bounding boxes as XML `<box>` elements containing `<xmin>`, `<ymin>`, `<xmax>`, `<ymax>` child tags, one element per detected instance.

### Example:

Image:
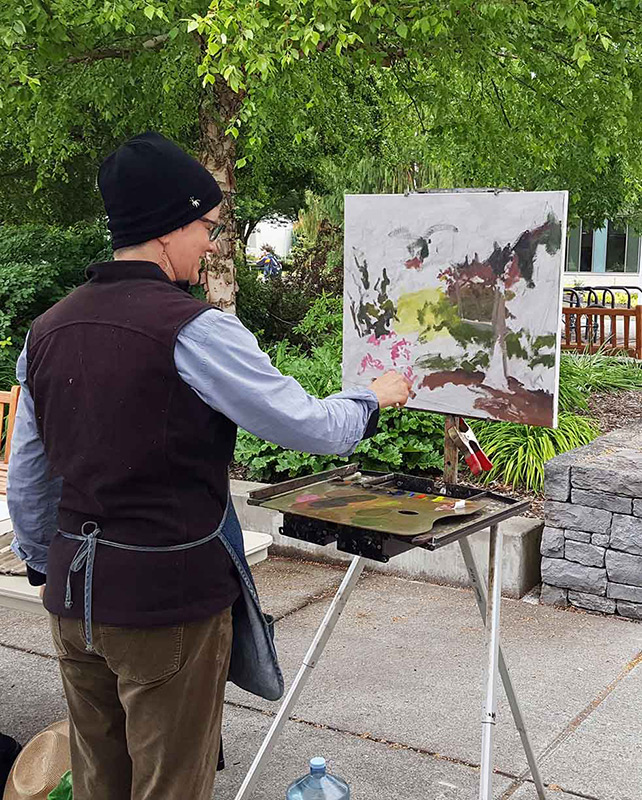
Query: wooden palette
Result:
<box><xmin>260</xmin><ymin>480</ymin><xmax>488</xmax><ymax>537</ymax></box>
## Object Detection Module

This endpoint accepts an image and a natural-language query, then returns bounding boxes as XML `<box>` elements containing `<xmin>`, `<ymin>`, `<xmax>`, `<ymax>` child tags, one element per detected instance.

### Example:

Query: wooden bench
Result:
<box><xmin>0</xmin><ymin>386</ymin><xmax>20</xmax><ymax>494</ymax></box>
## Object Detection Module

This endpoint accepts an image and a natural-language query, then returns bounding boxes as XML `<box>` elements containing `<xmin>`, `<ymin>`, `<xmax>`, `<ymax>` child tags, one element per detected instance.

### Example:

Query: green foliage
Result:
<box><xmin>290</xmin><ymin>293</ymin><xmax>343</xmax><ymax>347</ymax></box>
<box><xmin>197</xmin><ymin>0</ymin><xmax>632</xmax><ymax>95</ymax></box>
<box><xmin>196</xmin><ymin>0</ymin><xmax>642</xmax><ymax>224</ymax></box>
<box><xmin>0</xmin><ymin>337</ymin><xmax>16</xmax><ymax>389</ymax></box>
<box><xmin>285</xmin><ymin>221</ymin><xmax>345</xmax><ymax>313</ymax></box>
<box><xmin>559</xmin><ymin>350</ymin><xmax>642</xmax><ymax>405</ymax></box>
<box><xmin>236</xmin><ymin>226</ymin><xmax>345</xmax><ymax>351</ymax></box>
<box><xmin>4</xmin><ymin>0</ymin><xmax>642</xmax><ymax>232</ymax></box>
<box><xmin>235</xmin><ymin>405</ymin><xmax>445</xmax><ymax>483</ymax></box>
<box><xmin>235</xmin><ymin>261</ymin><xmax>314</xmax><ymax>349</ymax></box>
<box><xmin>472</xmin><ymin>414</ymin><xmax>600</xmax><ymax>493</ymax></box>
<box><xmin>0</xmin><ymin>222</ymin><xmax>109</xmax><ymax>388</ymax></box>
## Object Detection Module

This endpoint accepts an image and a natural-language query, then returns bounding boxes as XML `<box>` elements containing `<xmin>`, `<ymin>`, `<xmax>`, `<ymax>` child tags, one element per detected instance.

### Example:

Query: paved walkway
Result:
<box><xmin>1</xmin><ymin>557</ymin><xmax>641</xmax><ymax>799</ymax></box>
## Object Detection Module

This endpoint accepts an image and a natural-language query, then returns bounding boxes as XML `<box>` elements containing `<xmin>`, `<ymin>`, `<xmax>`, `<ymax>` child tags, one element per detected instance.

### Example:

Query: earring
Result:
<box><xmin>157</xmin><ymin>239</ymin><xmax>173</xmax><ymax>274</ymax></box>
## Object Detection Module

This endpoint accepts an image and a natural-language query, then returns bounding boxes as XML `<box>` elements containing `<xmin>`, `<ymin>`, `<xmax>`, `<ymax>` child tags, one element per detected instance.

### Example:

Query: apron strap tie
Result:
<box><xmin>64</xmin><ymin>521</ymin><xmax>101</xmax><ymax>653</ymax></box>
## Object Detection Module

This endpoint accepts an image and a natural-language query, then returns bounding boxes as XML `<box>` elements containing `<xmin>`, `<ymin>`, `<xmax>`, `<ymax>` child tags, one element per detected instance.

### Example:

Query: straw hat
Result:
<box><xmin>3</xmin><ymin>721</ymin><xmax>70</xmax><ymax>800</ymax></box>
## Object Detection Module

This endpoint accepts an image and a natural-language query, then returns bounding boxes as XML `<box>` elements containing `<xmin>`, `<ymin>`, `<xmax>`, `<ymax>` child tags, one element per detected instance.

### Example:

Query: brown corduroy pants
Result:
<box><xmin>49</xmin><ymin>607</ymin><xmax>233</xmax><ymax>800</ymax></box>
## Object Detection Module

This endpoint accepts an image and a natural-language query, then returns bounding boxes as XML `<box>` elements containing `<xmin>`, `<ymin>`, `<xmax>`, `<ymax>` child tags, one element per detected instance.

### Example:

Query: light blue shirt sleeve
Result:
<box><xmin>8</xmin><ymin>336</ymin><xmax>63</xmax><ymax>574</ymax></box>
<box><xmin>175</xmin><ymin>310</ymin><xmax>379</xmax><ymax>456</ymax></box>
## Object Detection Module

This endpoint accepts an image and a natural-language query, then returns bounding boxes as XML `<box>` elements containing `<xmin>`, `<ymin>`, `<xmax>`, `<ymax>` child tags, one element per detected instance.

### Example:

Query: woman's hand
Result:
<box><xmin>370</xmin><ymin>370</ymin><xmax>414</xmax><ymax>409</ymax></box>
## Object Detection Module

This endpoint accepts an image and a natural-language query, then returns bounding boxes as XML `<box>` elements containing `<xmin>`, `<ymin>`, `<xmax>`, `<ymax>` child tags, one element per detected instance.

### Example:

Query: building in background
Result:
<box><xmin>246</xmin><ymin>219</ymin><xmax>293</xmax><ymax>260</ymax></box>
<box><xmin>565</xmin><ymin>221</ymin><xmax>641</xmax><ymax>288</ymax></box>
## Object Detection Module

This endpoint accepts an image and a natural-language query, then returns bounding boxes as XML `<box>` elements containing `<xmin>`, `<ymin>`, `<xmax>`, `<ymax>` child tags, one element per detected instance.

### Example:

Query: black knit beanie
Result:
<box><xmin>98</xmin><ymin>131</ymin><xmax>223</xmax><ymax>250</ymax></box>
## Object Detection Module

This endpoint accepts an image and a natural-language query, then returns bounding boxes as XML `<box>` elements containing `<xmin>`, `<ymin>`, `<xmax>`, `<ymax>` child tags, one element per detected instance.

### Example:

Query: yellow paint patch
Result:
<box><xmin>395</xmin><ymin>288</ymin><xmax>443</xmax><ymax>336</ymax></box>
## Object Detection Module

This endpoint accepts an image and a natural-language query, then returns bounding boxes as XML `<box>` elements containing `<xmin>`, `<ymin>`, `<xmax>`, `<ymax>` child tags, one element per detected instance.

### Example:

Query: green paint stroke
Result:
<box><xmin>395</xmin><ymin>287</ymin><xmax>443</xmax><ymax>336</ymax></box>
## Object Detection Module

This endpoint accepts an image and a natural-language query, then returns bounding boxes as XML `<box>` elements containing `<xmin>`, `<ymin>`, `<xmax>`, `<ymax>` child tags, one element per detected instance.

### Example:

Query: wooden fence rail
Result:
<box><xmin>561</xmin><ymin>305</ymin><xmax>642</xmax><ymax>359</ymax></box>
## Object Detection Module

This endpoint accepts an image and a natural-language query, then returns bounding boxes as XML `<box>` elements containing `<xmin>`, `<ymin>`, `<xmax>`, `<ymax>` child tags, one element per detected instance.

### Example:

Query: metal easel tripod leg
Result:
<box><xmin>459</xmin><ymin>533</ymin><xmax>547</xmax><ymax>800</ymax></box>
<box><xmin>234</xmin><ymin>555</ymin><xmax>367</xmax><ymax>800</ymax></box>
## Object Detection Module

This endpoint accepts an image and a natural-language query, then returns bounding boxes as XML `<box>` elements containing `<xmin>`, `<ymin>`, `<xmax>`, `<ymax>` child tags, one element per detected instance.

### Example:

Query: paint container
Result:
<box><xmin>286</xmin><ymin>757</ymin><xmax>350</xmax><ymax>800</ymax></box>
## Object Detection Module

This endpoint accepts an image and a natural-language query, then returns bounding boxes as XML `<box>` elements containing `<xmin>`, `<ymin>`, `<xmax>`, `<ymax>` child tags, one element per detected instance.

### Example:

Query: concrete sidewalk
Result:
<box><xmin>1</xmin><ymin>556</ymin><xmax>641</xmax><ymax>799</ymax></box>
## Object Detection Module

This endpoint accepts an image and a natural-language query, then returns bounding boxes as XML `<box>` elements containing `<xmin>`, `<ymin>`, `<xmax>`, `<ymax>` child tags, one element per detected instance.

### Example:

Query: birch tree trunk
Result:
<box><xmin>198</xmin><ymin>79</ymin><xmax>241</xmax><ymax>313</ymax></box>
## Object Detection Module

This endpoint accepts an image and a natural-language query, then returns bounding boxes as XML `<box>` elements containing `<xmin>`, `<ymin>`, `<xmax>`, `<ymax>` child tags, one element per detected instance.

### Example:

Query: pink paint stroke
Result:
<box><xmin>358</xmin><ymin>353</ymin><xmax>386</xmax><ymax>375</ymax></box>
<box><xmin>366</xmin><ymin>332</ymin><xmax>396</xmax><ymax>346</ymax></box>
<box><xmin>390</xmin><ymin>338</ymin><xmax>412</xmax><ymax>364</ymax></box>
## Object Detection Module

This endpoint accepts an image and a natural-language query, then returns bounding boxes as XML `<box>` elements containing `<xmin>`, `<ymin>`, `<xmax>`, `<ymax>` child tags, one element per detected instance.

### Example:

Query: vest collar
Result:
<box><xmin>86</xmin><ymin>260</ymin><xmax>174</xmax><ymax>285</ymax></box>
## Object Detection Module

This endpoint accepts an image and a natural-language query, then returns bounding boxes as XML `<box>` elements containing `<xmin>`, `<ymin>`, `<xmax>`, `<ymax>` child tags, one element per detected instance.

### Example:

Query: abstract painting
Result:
<box><xmin>342</xmin><ymin>191</ymin><xmax>568</xmax><ymax>427</ymax></box>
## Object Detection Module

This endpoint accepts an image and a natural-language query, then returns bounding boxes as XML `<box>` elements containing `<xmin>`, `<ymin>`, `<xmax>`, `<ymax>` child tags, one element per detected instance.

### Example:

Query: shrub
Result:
<box><xmin>285</xmin><ymin>219</ymin><xmax>344</xmax><ymax>299</ymax></box>
<box><xmin>559</xmin><ymin>350</ymin><xmax>642</xmax><ymax>407</ymax></box>
<box><xmin>472</xmin><ymin>414</ymin><xmax>599</xmax><ymax>493</ymax></box>
<box><xmin>235</xmin><ymin>261</ymin><xmax>314</xmax><ymax>349</ymax></box>
<box><xmin>0</xmin><ymin>222</ymin><xmax>109</xmax><ymax>388</ymax></box>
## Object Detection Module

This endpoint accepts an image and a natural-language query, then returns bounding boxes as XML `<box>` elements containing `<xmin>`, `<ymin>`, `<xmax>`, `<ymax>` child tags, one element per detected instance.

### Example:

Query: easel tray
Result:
<box><xmin>248</xmin><ymin>465</ymin><xmax>529</xmax><ymax>561</ymax></box>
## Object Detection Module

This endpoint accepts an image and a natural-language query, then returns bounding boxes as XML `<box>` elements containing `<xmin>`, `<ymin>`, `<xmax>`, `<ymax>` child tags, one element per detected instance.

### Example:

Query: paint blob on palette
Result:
<box><xmin>260</xmin><ymin>481</ymin><xmax>488</xmax><ymax>537</ymax></box>
<box><xmin>342</xmin><ymin>191</ymin><xmax>568</xmax><ymax>427</ymax></box>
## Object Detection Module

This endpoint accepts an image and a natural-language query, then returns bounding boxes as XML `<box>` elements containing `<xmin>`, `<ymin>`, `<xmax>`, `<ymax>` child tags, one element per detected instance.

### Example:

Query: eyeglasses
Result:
<box><xmin>200</xmin><ymin>218</ymin><xmax>226</xmax><ymax>242</ymax></box>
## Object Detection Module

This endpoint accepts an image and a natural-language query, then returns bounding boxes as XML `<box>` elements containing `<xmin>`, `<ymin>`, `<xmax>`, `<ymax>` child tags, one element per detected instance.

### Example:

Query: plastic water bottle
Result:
<box><xmin>286</xmin><ymin>757</ymin><xmax>350</xmax><ymax>800</ymax></box>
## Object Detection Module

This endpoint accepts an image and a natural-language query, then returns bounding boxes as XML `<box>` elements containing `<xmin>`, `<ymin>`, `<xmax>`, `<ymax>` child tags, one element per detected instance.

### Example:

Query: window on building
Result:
<box><xmin>626</xmin><ymin>230</ymin><xmax>640</xmax><ymax>273</ymax></box>
<box><xmin>606</xmin><ymin>224</ymin><xmax>626</xmax><ymax>272</ymax></box>
<box><xmin>580</xmin><ymin>225</ymin><xmax>593</xmax><ymax>272</ymax></box>
<box><xmin>565</xmin><ymin>221</ymin><xmax>640</xmax><ymax>274</ymax></box>
<box><xmin>567</xmin><ymin>225</ymin><xmax>580</xmax><ymax>272</ymax></box>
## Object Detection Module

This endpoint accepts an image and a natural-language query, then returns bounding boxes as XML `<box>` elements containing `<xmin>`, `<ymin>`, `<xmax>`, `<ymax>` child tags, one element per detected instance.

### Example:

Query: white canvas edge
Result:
<box><xmin>551</xmin><ymin>191</ymin><xmax>569</xmax><ymax>429</ymax></box>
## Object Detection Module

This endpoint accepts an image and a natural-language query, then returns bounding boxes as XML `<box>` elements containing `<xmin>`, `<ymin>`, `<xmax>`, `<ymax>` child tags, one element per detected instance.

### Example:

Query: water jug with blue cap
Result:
<box><xmin>285</xmin><ymin>757</ymin><xmax>350</xmax><ymax>799</ymax></box>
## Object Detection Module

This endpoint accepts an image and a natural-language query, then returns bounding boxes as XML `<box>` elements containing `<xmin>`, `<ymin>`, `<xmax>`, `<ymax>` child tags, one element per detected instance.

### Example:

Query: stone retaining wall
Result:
<box><xmin>542</xmin><ymin>424</ymin><xmax>642</xmax><ymax>619</ymax></box>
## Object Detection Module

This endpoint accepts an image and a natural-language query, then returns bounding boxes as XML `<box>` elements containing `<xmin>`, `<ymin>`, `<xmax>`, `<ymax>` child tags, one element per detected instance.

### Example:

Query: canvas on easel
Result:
<box><xmin>342</xmin><ymin>190</ymin><xmax>568</xmax><ymax>427</ymax></box>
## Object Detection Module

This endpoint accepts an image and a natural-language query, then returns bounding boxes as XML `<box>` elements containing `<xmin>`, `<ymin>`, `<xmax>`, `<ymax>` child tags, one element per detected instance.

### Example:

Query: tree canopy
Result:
<box><xmin>2</xmin><ymin>0</ymin><xmax>642</xmax><ymax>236</ymax></box>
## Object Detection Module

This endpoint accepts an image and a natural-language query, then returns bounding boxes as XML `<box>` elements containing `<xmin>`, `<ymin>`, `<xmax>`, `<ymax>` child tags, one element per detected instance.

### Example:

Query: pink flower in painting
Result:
<box><xmin>390</xmin><ymin>338</ymin><xmax>412</xmax><ymax>364</ymax></box>
<box><xmin>366</xmin><ymin>332</ymin><xmax>396</xmax><ymax>346</ymax></box>
<box><xmin>403</xmin><ymin>366</ymin><xmax>417</xmax><ymax>385</ymax></box>
<box><xmin>358</xmin><ymin>353</ymin><xmax>385</xmax><ymax>375</ymax></box>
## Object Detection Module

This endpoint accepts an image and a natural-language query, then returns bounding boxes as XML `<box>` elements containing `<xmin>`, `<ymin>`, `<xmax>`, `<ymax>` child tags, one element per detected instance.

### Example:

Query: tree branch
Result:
<box><xmin>391</xmin><ymin>63</ymin><xmax>428</xmax><ymax>135</ymax></box>
<box><xmin>500</xmin><ymin>65</ymin><xmax>568</xmax><ymax>111</ymax></box>
<box><xmin>67</xmin><ymin>33</ymin><xmax>169</xmax><ymax>64</ymax></box>
<box><xmin>490</xmin><ymin>76</ymin><xmax>512</xmax><ymax>129</ymax></box>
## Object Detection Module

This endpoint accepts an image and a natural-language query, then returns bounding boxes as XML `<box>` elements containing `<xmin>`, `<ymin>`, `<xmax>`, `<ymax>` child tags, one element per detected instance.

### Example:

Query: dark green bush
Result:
<box><xmin>236</xmin><ymin>220</ymin><xmax>344</xmax><ymax>351</ymax></box>
<box><xmin>0</xmin><ymin>222</ymin><xmax>110</xmax><ymax>387</ymax></box>
<box><xmin>235</xmin><ymin>261</ymin><xmax>313</xmax><ymax>349</ymax></box>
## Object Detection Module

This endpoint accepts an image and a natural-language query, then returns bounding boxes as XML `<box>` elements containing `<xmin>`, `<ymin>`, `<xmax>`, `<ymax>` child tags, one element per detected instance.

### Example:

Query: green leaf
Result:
<box><xmin>396</xmin><ymin>21</ymin><xmax>408</xmax><ymax>38</ymax></box>
<box><xmin>143</xmin><ymin>5</ymin><xmax>155</xmax><ymax>20</ymax></box>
